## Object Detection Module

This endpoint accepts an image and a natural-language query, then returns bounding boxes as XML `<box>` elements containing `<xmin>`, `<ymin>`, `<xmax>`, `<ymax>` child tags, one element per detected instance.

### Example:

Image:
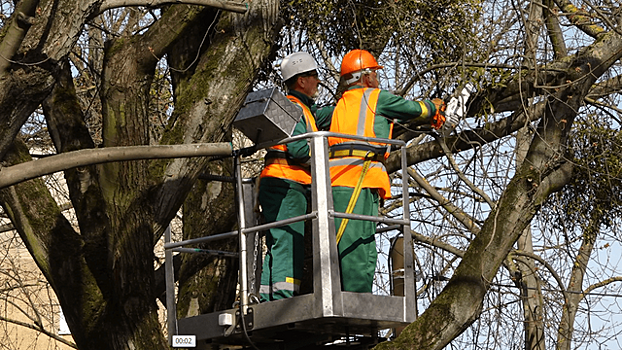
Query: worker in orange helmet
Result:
<box><xmin>259</xmin><ymin>52</ymin><xmax>333</xmax><ymax>301</ymax></box>
<box><xmin>328</xmin><ymin>49</ymin><xmax>446</xmax><ymax>293</ymax></box>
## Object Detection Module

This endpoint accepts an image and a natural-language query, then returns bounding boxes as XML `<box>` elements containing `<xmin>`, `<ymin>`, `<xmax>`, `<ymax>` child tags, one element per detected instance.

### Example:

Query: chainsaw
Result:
<box><xmin>439</xmin><ymin>83</ymin><xmax>476</xmax><ymax>137</ymax></box>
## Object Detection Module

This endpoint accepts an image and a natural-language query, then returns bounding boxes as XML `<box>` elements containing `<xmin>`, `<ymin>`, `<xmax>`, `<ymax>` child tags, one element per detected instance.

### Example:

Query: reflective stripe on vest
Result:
<box><xmin>259</xmin><ymin>277</ymin><xmax>301</xmax><ymax>295</ymax></box>
<box><xmin>260</xmin><ymin>95</ymin><xmax>318</xmax><ymax>184</ymax></box>
<box><xmin>328</xmin><ymin>88</ymin><xmax>392</xmax><ymax>199</ymax></box>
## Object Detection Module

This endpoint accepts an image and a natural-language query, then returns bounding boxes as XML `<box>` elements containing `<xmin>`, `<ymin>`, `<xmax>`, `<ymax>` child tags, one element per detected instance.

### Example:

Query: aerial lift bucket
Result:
<box><xmin>165</xmin><ymin>89</ymin><xmax>419</xmax><ymax>349</ymax></box>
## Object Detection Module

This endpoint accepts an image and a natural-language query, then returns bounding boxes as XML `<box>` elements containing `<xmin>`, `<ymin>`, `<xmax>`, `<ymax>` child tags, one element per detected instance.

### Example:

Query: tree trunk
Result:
<box><xmin>177</xmin><ymin>172</ymin><xmax>240</xmax><ymax>317</ymax></box>
<box><xmin>515</xmin><ymin>125</ymin><xmax>546</xmax><ymax>350</ymax></box>
<box><xmin>517</xmin><ymin>229</ymin><xmax>546</xmax><ymax>350</ymax></box>
<box><xmin>0</xmin><ymin>140</ymin><xmax>107</xmax><ymax>349</ymax></box>
<box><xmin>153</xmin><ymin>0</ymin><xmax>281</xmax><ymax>315</ymax></box>
<box><xmin>0</xmin><ymin>0</ymin><xmax>101</xmax><ymax>160</ymax></box>
<box><xmin>556</xmin><ymin>211</ymin><xmax>598</xmax><ymax>350</ymax></box>
<box><xmin>1</xmin><ymin>1</ymin><xmax>281</xmax><ymax>349</ymax></box>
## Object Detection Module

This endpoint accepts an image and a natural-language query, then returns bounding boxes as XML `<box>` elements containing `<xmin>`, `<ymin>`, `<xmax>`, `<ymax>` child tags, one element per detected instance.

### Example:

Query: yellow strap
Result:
<box><xmin>330</xmin><ymin>149</ymin><xmax>374</xmax><ymax>158</ymax></box>
<box><xmin>336</xmin><ymin>152</ymin><xmax>373</xmax><ymax>245</ymax></box>
<box><xmin>330</xmin><ymin>149</ymin><xmax>386</xmax><ymax>161</ymax></box>
<box><xmin>335</xmin><ymin>120</ymin><xmax>395</xmax><ymax>244</ymax></box>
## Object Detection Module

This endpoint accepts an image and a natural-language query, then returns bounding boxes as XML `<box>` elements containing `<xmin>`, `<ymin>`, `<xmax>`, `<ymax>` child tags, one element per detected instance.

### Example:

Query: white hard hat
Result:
<box><xmin>280</xmin><ymin>52</ymin><xmax>318</xmax><ymax>81</ymax></box>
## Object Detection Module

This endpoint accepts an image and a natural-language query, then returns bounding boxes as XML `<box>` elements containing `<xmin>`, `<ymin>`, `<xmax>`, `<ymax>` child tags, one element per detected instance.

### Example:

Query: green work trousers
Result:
<box><xmin>259</xmin><ymin>177</ymin><xmax>310</xmax><ymax>301</ymax></box>
<box><xmin>332</xmin><ymin>187</ymin><xmax>379</xmax><ymax>293</ymax></box>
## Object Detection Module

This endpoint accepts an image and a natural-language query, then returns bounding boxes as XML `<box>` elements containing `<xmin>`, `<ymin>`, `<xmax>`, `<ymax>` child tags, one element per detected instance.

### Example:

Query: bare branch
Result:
<box><xmin>407</xmin><ymin>167</ymin><xmax>481</xmax><ymax>234</ymax></box>
<box><xmin>583</xmin><ymin>276</ymin><xmax>622</xmax><ymax>296</ymax></box>
<box><xmin>553</xmin><ymin>0</ymin><xmax>607</xmax><ymax>38</ymax></box>
<box><xmin>436</xmin><ymin>138</ymin><xmax>496</xmax><ymax>208</ymax></box>
<box><xmin>412</xmin><ymin>230</ymin><xmax>465</xmax><ymax>258</ymax></box>
<box><xmin>511</xmin><ymin>249</ymin><xmax>570</xmax><ymax>303</ymax></box>
<box><xmin>97</xmin><ymin>0</ymin><xmax>248</xmax><ymax>15</ymax></box>
<box><xmin>0</xmin><ymin>315</ymin><xmax>78</xmax><ymax>349</ymax></box>
<box><xmin>0</xmin><ymin>143</ymin><xmax>233</xmax><ymax>188</ymax></box>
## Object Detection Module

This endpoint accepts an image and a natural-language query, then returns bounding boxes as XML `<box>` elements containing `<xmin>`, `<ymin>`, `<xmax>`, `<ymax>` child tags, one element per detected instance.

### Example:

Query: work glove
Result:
<box><xmin>430</xmin><ymin>98</ymin><xmax>446</xmax><ymax>130</ymax></box>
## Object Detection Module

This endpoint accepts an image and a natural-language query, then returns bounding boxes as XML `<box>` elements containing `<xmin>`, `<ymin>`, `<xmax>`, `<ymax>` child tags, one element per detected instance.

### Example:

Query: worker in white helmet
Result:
<box><xmin>258</xmin><ymin>52</ymin><xmax>333</xmax><ymax>301</ymax></box>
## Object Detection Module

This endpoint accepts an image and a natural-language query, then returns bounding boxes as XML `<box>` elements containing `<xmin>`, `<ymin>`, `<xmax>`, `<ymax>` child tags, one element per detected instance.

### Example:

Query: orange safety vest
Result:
<box><xmin>260</xmin><ymin>95</ymin><xmax>319</xmax><ymax>185</ymax></box>
<box><xmin>328</xmin><ymin>88</ymin><xmax>392</xmax><ymax>199</ymax></box>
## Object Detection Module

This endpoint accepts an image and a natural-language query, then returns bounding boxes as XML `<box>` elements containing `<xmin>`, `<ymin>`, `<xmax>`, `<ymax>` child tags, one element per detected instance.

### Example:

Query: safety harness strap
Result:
<box><xmin>329</xmin><ymin>149</ymin><xmax>385</xmax><ymax>162</ymax></box>
<box><xmin>328</xmin><ymin>143</ymin><xmax>388</xmax><ymax>162</ymax></box>
<box><xmin>335</xmin><ymin>151</ymin><xmax>375</xmax><ymax>244</ymax></box>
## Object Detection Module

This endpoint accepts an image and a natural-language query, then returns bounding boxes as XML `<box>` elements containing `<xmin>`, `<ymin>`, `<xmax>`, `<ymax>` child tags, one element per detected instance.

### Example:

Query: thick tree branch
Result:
<box><xmin>583</xmin><ymin>276</ymin><xmax>622</xmax><ymax>296</ymax></box>
<box><xmin>412</xmin><ymin>230</ymin><xmax>465</xmax><ymax>258</ymax></box>
<box><xmin>0</xmin><ymin>143</ymin><xmax>233</xmax><ymax>189</ymax></box>
<box><xmin>587</xmin><ymin>74</ymin><xmax>622</xmax><ymax>99</ymax></box>
<box><xmin>0</xmin><ymin>0</ymin><xmax>40</xmax><ymax>75</ymax></box>
<box><xmin>532</xmin><ymin>161</ymin><xmax>575</xmax><ymax>205</ymax></box>
<box><xmin>42</xmin><ymin>60</ymin><xmax>113</xmax><ymax>298</ymax></box>
<box><xmin>544</xmin><ymin>0</ymin><xmax>567</xmax><ymax>58</ymax></box>
<box><xmin>97</xmin><ymin>0</ymin><xmax>248</xmax><ymax>15</ymax></box>
<box><xmin>151</xmin><ymin>0</ymin><xmax>280</xmax><ymax>233</ymax></box>
<box><xmin>523</xmin><ymin>0</ymin><xmax>544</xmax><ymax>69</ymax></box>
<box><xmin>386</xmin><ymin>102</ymin><xmax>546</xmax><ymax>173</ymax></box>
<box><xmin>0</xmin><ymin>201</ymin><xmax>73</xmax><ymax>233</ymax></box>
<box><xmin>553</xmin><ymin>0</ymin><xmax>606</xmax><ymax>38</ymax></box>
<box><xmin>557</xmin><ymin>216</ymin><xmax>597</xmax><ymax>350</ymax></box>
<box><xmin>0</xmin><ymin>0</ymin><xmax>105</xmax><ymax>161</ymax></box>
<box><xmin>0</xmin><ymin>139</ymin><xmax>104</xmax><ymax>349</ymax></box>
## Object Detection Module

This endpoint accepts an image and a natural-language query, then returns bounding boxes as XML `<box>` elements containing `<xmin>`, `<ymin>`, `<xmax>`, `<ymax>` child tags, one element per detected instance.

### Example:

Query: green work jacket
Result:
<box><xmin>285</xmin><ymin>90</ymin><xmax>334</xmax><ymax>161</ymax></box>
<box><xmin>345</xmin><ymin>85</ymin><xmax>436</xmax><ymax>139</ymax></box>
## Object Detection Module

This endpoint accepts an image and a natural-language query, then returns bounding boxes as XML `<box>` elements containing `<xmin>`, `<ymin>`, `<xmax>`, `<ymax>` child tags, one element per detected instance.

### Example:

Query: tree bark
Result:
<box><xmin>159</xmin><ymin>0</ymin><xmax>280</xmax><ymax>317</ymax></box>
<box><xmin>177</xmin><ymin>172</ymin><xmax>240</xmax><ymax>317</ymax></box>
<box><xmin>1</xmin><ymin>0</ymin><xmax>281</xmax><ymax>349</ymax></box>
<box><xmin>556</xmin><ymin>224</ymin><xmax>596</xmax><ymax>350</ymax></box>
<box><xmin>0</xmin><ymin>140</ymin><xmax>105</xmax><ymax>349</ymax></box>
<box><xmin>515</xmin><ymin>118</ymin><xmax>546</xmax><ymax>350</ymax></box>
<box><xmin>0</xmin><ymin>0</ymin><xmax>102</xmax><ymax>160</ymax></box>
<box><xmin>516</xmin><ymin>229</ymin><xmax>546</xmax><ymax>350</ymax></box>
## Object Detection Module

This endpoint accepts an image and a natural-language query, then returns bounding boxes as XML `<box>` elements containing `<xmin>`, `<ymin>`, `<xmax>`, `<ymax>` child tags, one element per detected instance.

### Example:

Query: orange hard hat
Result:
<box><xmin>340</xmin><ymin>49</ymin><xmax>384</xmax><ymax>76</ymax></box>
